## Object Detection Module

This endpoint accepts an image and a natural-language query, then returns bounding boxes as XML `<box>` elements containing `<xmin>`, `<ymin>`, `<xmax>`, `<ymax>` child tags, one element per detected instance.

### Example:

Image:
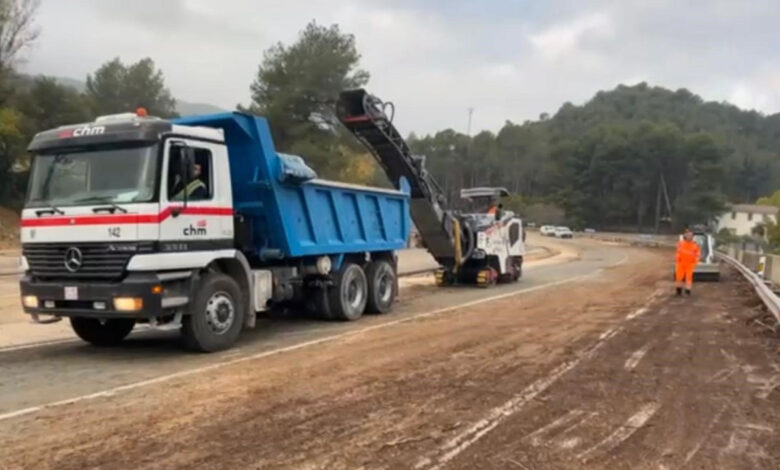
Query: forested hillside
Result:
<box><xmin>410</xmin><ymin>83</ymin><xmax>780</xmax><ymax>230</ymax></box>
<box><xmin>1</xmin><ymin>0</ymin><xmax>777</xmax><ymax>232</ymax></box>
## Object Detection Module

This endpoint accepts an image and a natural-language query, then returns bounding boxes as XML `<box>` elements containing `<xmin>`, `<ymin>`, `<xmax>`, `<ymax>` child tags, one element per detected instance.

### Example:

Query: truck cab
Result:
<box><xmin>20</xmin><ymin>110</ymin><xmax>410</xmax><ymax>351</ymax></box>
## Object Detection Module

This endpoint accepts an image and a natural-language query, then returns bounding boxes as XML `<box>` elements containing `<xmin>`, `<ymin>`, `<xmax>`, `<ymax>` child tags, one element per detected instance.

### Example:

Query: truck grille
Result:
<box><xmin>23</xmin><ymin>242</ymin><xmax>154</xmax><ymax>280</ymax></box>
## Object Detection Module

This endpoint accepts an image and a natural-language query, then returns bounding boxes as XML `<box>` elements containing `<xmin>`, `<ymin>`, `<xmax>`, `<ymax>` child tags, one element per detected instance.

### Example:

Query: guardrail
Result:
<box><xmin>586</xmin><ymin>233</ymin><xmax>779</xmax><ymax>324</ymax></box>
<box><xmin>717</xmin><ymin>249</ymin><xmax>780</xmax><ymax>324</ymax></box>
<box><xmin>583</xmin><ymin>232</ymin><xmax>675</xmax><ymax>248</ymax></box>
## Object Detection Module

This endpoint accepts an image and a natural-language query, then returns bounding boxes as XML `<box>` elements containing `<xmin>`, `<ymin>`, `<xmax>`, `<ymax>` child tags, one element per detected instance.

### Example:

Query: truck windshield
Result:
<box><xmin>26</xmin><ymin>145</ymin><xmax>158</xmax><ymax>208</ymax></box>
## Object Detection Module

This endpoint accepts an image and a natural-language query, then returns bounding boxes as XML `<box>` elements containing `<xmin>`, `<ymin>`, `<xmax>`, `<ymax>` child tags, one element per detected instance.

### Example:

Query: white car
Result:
<box><xmin>540</xmin><ymin>225</ymin><xmax>557</xmax><ymax>236</ymax></box>
<box><xmin>554</xmin><ymin>226</ymin><xmax>573</xmax><ymax>239</ymax></box>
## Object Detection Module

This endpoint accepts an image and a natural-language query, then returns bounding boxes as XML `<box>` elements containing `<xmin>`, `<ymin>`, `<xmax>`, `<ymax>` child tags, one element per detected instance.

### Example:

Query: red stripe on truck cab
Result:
<box><xmin>20</xmin><ymin>207</ymin><xmax>233</xmax><ymax>227</ymax></box>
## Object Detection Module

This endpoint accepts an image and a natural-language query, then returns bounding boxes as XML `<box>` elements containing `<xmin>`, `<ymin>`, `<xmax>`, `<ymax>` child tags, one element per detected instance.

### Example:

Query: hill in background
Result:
<box><xmin>38</xmin><ymin>75</ymin><xmax>227</xmax><ymax>116</ymax></box>
<box><xmin>544</xmin><ymin>83</ymin><xmax>780</xmax><ymax>202</ymax></box>
<box><xmin>412</xmin><ymin>82</ymin><xmax>780</xmax><ymax>229</ymax></box>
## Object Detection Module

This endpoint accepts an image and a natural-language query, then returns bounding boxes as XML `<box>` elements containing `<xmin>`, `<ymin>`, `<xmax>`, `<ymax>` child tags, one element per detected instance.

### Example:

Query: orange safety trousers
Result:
<box><xmin>675</xmin><ymin>262</ymin><xmax>695</xmax><ymax>289</ymax></box>
<box><xmin>675</xmin><ymin>239</ymin><xmax>700</xmax><ymax>290</ymax></box>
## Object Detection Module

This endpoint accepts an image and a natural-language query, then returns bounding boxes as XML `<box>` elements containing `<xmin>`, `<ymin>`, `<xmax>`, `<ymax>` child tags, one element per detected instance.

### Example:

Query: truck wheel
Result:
<box><xmin>435</xmin><ymin>269</ymin><xmax>456</xmax><ymax>286</ymax></box>
<box><xmin>512</xmin><ymin>256</ymin><xmax>523</xmax><ymax>281</ymax></box>
<box><xmin>328</xmin><ymin>263</ymin><xmax>368</xmax><ymax>321</ymax></box>
<box><xmin>70</xmin><ymin>317</ymin><xmax>135</xmax><ymax>346</ymax></box>
<box><xmin>365</xmin><ymin>260</ymin><xmax>396</xmax><ymax>314</ymax></box>
<box><xmin>181</xmin><ymin>272</ymin><xmax>244</xmax><ymax>352</ymax></box>
<box><xmin>498</xmin><ymin>258</ymin><xmax>521</xmax><ymax>284</ymax></box>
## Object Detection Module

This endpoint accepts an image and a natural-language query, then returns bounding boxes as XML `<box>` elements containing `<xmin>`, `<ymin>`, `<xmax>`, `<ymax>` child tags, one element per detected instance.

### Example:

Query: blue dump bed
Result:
<box><xmin>173</xmin><ymin>113</ymin><xmax>410</xmax><ymax>259</ymax></box>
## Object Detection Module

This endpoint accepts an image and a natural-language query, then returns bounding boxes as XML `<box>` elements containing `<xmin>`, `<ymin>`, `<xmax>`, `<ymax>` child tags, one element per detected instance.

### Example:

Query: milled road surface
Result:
<box><xmin>1</xmin><ymin>239</ymin><xmax>778</xmax><ymax>470</ymax></box>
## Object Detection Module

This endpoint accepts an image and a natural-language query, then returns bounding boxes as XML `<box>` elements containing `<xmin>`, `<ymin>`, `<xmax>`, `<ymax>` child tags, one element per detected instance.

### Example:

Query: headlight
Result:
<box><xmin>19</xmin><ymin>256</ymin><xmax>29</xmax><ymax>272</ymax></box>
<box><xmin>22</xmin><ymin>295</ymin><xmax>39</xmax><ymax>308</ymax></box>
<box><xmin>114</xmin><ymin>297</ymin><xmax>143</xmax><ymax>311</ymax></box>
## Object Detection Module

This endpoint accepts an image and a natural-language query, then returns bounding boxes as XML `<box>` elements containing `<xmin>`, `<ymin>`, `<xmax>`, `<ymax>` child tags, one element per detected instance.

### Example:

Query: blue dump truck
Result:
<box><xmin>19</xmin><ymin>111</ymin><xmax>410</xmax><ymax>351</ymax></box>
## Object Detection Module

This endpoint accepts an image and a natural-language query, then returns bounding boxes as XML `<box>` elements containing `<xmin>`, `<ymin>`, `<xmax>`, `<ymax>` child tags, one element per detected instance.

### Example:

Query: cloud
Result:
<box><xmin>528</xmin><ymin>12</ymin><xmax>613</xmax><ymax>61</ymax></box>
<box><xmin>729</xmin><ymin>65</ymin><xmax>780</xmax><ymax>112</ymax></box>
<box><xmin>19</xmin><ymin>0</ymin><xmax>780</xmax><ymax>135</ymax></box>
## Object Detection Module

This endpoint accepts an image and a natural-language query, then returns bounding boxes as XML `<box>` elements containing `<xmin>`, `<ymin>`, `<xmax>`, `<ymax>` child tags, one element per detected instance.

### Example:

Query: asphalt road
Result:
<box><xmin>0</xmin><ymin>237</ymin><xmax>592</xmax><ymax>418</ymax></box>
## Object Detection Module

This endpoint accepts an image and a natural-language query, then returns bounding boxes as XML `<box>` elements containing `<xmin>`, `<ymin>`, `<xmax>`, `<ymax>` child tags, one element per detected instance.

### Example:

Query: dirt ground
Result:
<box><xmin>0</xmin><ymin>207</ymin><xmax>19</xmax><ymax>250</ymax></box>
<box><xmin>0</xmin><ymin>246</ymin><xmax>778</xmax><ymax>470</ymax></box>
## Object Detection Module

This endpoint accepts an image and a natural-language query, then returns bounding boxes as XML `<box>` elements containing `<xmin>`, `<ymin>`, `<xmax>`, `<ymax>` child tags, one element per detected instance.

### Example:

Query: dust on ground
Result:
<box><xmin>1</xmin><ymin>248</ymin><xmax>777</xmax><ymax>470</ymax></box>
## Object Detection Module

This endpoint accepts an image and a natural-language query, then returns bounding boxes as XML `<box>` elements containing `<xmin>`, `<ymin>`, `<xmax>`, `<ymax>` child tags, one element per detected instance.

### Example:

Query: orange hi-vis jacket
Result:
<box><xmin>676</xmin><ymin>239</ymin><xmax>701</xmax><ymax>266</ymax></box>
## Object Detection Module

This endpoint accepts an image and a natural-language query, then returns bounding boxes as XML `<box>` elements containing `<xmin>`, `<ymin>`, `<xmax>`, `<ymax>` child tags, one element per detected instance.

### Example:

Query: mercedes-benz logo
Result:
<box><xmin>64</xmin><ymin>247</ymin><xmax>83</xmax><ymax>273</ymax></box>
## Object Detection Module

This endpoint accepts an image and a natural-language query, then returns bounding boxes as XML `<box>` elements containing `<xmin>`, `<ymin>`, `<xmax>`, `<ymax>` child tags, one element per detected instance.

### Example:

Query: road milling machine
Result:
<box><xmin>337</xmin><ymin>90</ymin><xmax>525</xmax><ymax>286</ymax></box>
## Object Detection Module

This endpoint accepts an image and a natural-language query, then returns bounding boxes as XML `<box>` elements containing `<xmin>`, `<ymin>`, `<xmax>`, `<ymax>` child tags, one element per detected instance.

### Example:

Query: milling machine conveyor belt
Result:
<box><xmin>336</xmin><ymin>89</ymin><xmax>456</xmax><ymax>260</ymax></box>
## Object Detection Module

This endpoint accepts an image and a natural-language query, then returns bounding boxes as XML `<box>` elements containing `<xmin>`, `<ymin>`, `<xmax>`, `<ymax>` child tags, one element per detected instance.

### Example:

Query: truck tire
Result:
<box><xmin>181</xmin><ymin>272</ymin><xmax>244</xmax><ymax>352</ymax></box>
<box><xmin>328</xmin><ymin>263</ymin><xmax>368</xmax><ymax>321</ymax></box>
<box><xmin>70</xmin><ymin>317</ymin><xmax>135</xmax><ymax>346</ymax></box>
<box><xmin>365</xmin><ymin>260</ymin><xmax>396</xmax><ymax>314</ymax></box>
<box><xmin>512</xmin><ymin>256</ymin><xmax>523</xmax><ymax>281</ymax></box>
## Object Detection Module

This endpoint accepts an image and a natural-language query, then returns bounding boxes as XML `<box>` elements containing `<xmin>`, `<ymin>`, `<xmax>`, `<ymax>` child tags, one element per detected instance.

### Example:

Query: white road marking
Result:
<box><xmin>682</xmin><ymin>404</ymin><xmax>726</xmax><ymax>467</ymax></box>
<box><xmin>746</xmin><ymin>372</ymin><xmax>780</xmax><ymax>400</ymax></box>
<box><xmin>558</xmin><ymin>411</ymin><xmax>598</xmax><ymax>437</ymax></box>
<box><xmin>525</xmin><ymin>410</ymin><xmax>598</xmax><ymax>449</ymax></box>
<box><xmin>0</xmin><ymin>337</ymin><xmax>79</xmax><ymax>353</ymax></box>
<box><xmin>524</xmin><ymin>409</ymin><xmax>584</xmax><ymax>446</ymax></box>
<box><xmin>708</xmin><ymin>368</ymin><xmax>736</xmax><ymax>384</ymax></box>
<box><xmin>625</xmin><ymin>289</ymin><xmax>666</xmax><ymax>321</ymax></box>
<box><xmin>723</xmin><ymin>430</ymin><xmax>749</xmax><ymax>455</ymax></box>
<box><xmin>0</xmin><ymin>264</ymin><xmax>617</xmax><ymax>423</ymax></box>
<box><xmin>414</xmin><ymin>296</ymin><xmax>654</xmax><ymax>470</ymax></box>
<box><xmin>576</xmin><ymin>402</ymin><xmax>661</xmax><ymax>462</ymax></box>
<box><xmin>559</xmin><ymin>437</ymin><xmax>582</xmax><ymax>449</ymax></box>
<box><xmin>624</xmin><ymin>342</ymin><xmax>653</xmax><ymax>371</ymax></box>
<box><xmin>625</xmin><ymin>307</ymin><xmax>649</xmax><ymax>320</ymax></box>
<box><xmin>734</xmin><ymin>423</ymin><xmax>773</xmax><ymax>433</ymax></box>
<box><xmin>0</xmin><ymin>325</ymin><xmax>157</xmax><ymax>353</ymax></box>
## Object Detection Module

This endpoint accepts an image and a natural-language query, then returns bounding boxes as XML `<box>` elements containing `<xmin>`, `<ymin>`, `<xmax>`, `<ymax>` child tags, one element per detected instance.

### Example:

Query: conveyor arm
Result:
<box><xmin>337</xmin><ymin>89</ymin><xmax>457</xmax><ymax>260</ymax></box>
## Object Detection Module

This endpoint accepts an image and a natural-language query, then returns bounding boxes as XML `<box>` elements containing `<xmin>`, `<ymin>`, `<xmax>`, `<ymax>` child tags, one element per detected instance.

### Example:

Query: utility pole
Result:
<box><xmin>465</xmin><ymin>107</ymin><xmax>474</xmax><ymax>186</ymax></box>
<box><xmin>654</xmin><ymin>177</ymin><xmax>662</xmax><ymax>234</ymax></box>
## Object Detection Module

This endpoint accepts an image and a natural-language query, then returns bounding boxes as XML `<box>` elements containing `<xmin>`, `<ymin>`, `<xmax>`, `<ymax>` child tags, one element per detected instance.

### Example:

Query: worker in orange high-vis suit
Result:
<box><xmin>675</xmin><ymin>228</ymin><xmax>701</xmax><ymax>296</ymax></box>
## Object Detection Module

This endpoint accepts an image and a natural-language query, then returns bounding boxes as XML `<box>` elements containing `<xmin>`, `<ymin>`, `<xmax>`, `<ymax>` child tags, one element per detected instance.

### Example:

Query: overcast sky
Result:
<box><xmin>20</xmin><ymin>0</ymin><xmax>780</xmax><ymax>135</ymax></box>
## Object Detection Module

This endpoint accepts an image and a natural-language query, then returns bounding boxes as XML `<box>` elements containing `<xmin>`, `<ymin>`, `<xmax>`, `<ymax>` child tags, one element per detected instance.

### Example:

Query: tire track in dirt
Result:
<box><xmin>443</xmin><ymin>268</ymin><xmax>780</xmax><ymax>470</ymax></box>
<box><xmin>0</xmin><ymin>247</ymin><xmax>667</xmax><ymax>470</ymax></box>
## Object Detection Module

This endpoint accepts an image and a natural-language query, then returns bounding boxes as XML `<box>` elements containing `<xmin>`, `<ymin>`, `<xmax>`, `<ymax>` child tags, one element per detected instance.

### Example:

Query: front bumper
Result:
<box><xmin>20</xmin><ymin>273</ymin><xmax>167</xmax><ymax>319</ymax></box>
<box><xmin>694</xmin><ymin>263</ymin><xmax>720</xmax><ymax>274</ymax></box>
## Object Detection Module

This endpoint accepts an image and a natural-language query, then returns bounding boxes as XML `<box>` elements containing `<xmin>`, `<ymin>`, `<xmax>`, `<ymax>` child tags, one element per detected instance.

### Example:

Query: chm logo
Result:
<box><xmin>184</xmin><ymin>221</ymin><xmax>207</xmax><ymax>236</ymax></box>
<box><xmin>59</xmin><ymin>126</ymin><xmax>106</xmax><ymax>138</ymax></box>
